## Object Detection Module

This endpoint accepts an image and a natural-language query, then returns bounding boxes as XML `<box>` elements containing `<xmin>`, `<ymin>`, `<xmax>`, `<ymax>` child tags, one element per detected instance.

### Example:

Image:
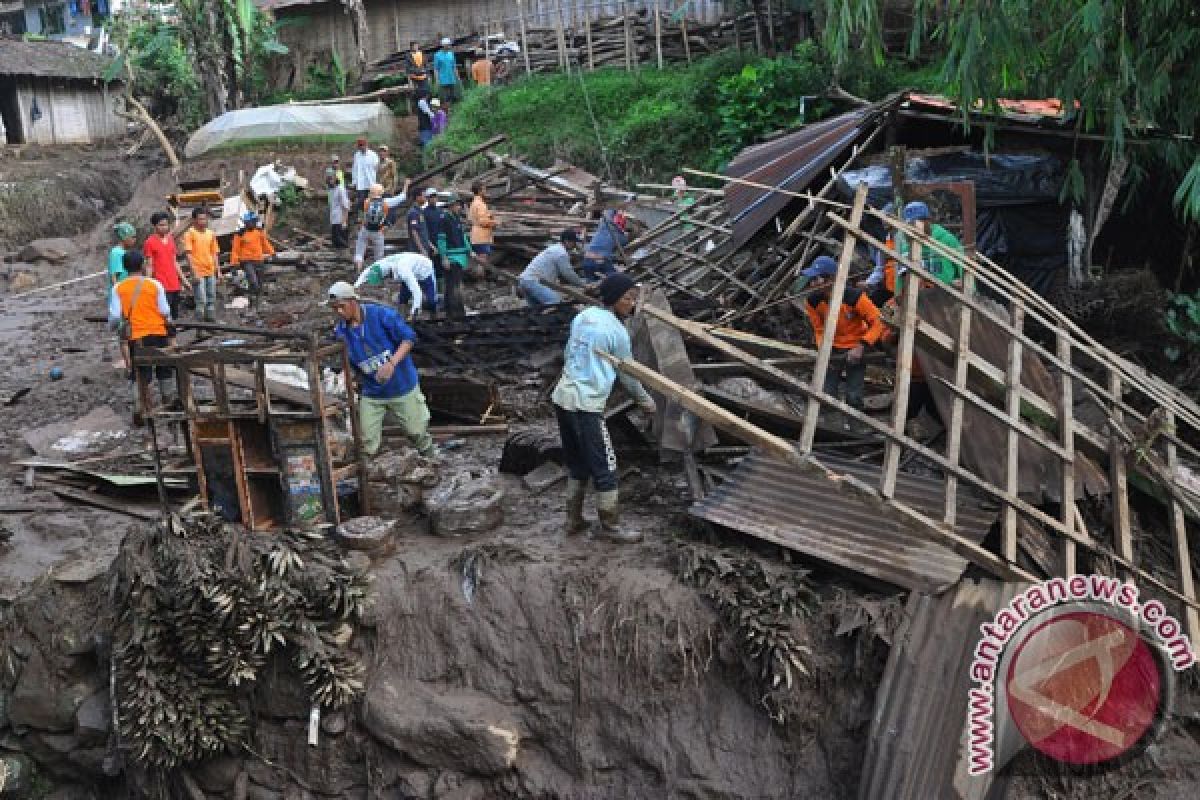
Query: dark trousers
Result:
<box><xmin>242</xmin><ymin>261</ymin><xmax>263</xmax><ymax>295</ymax></box>
<box><xmin>396</xmin><ymin>276</ymin><xmax>439</xmax><ymax>313</ymax></box>
<box><xmin>555</xmin><ymin>404</ymin><xmax>618</xmax><ymax>491</ymax></box>
<box><xmin>582</xmin><ymin>256</ymin><xmax>616</xmax><ymax>281</ymax></box>
<box><xmin>164</xmin><ymin>291</ymin><xmax>181</xmax><ymax>336</ymax></box>
<box><xmin>130</xmin><ymin>334</ymin><xmax>173</xmax><ymax>384</ymax></box>
<box><xmin>824</xmin><ymin>349</ymin><xmax>866</xmax><ymax>409</ymax></box>
<box><xmin>443</xmin><ymin>264</ymin><xmax>465</xmax><ymax>319</ymax></box>
<box><xmin>907</xmin><ymin>379</ymin><xmax>941</xmax><ymax>422</ymax></box>
<box><xmin>331</xmin><ymin>223</ymin><xmax>348</xmax><ymax>248</ymax></box>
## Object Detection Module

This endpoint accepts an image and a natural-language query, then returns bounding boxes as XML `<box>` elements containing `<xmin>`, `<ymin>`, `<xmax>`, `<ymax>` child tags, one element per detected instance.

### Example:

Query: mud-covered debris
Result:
<box><xmin>425</xmin><ymin>469</ymin><xmax>505</xmax><ymax>537</ymax></box>
<box><xmin>335</xmin><ymin>515</ymin><xmax>397</xmax><ymax>553</ymax></box>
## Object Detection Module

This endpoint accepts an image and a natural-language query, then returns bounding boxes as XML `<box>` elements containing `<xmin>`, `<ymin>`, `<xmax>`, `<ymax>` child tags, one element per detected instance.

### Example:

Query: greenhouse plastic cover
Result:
<box><xmin>185</xmin><ymin>103</ymin><xmax>395</xmax><ymax>158</ymax></box>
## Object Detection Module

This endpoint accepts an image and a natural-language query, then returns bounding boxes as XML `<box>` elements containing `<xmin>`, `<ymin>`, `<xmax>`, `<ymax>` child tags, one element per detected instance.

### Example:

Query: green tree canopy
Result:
<box><xmin>823</xmin><ymin>0</ymin><xmax>1200</xmax><ymax>220</ymax></box>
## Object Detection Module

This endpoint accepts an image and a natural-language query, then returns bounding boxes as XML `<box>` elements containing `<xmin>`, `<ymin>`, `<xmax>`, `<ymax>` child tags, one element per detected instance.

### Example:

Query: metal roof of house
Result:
<box><xmin>858</xmin><ymin>578</ymin><xmax>1025</xmax><ymax>800</ymax></box>
<box><xmin>0</xmin><ymin>37</ymin><xmax>118</xmax><ymax>82</ymax></box>
<box><xmin>689</xmin><ymin>451</ymin><xmax>998</xmax><ymax>592</ymax></box>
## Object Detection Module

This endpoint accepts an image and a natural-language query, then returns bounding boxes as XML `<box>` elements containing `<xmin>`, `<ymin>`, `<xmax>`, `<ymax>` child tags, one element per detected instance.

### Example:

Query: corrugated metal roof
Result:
<box><xmin>689</xmin><ymin>451</ymin><xmax>998</xmax><ymax>592</ymax></box>
<box><xmin>859</xmin><ymin>578</ymin><xmax>1025</xmax><ymax>800</ymax></box>
<box><xmin>0</xmin><ymin>36</ymin><xmax>118</xmax><ymax>82</ymax></box>
<box><xmin>724</xmin><ymin>109</ymin><xmax>875</xmax><ymax>249</ymax></box>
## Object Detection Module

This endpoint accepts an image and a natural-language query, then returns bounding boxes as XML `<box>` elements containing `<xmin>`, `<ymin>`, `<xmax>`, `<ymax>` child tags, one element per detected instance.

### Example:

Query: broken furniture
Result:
<box><xmin>132</xmin><ymin>328</ymin><xmax>368</xmax><ymax>531</ymax></box>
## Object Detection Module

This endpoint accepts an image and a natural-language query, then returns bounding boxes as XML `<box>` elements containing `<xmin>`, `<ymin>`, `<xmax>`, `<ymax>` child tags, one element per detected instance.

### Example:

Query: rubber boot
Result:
<box><xmin>595</xmin><ymin>490</ymin><xmax>642</xmax><ymax>543</ymax></box>
<box><xmin>564</xmin><ymin>479</ymin><xmax>589</xmax><ymax>536</ymax></box>
<box><xmin>130</xmin><ymin>382</ymin><xmax>145</xmax><ymax>426</ymax></box>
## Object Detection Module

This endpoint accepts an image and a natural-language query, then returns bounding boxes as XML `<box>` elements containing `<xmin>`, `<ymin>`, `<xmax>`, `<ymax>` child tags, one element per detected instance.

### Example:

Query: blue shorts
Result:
<box><xmin>472</xmin><ymin>243</ymin><xmax>493</xmax><ymax>255</ymax></box>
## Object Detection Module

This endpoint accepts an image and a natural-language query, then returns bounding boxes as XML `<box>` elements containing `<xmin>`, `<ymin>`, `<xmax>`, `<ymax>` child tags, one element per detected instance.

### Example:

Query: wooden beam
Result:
<box><xmin>801</xmin><ymin>182</ymin><xmax>868</xmax><ymax>451</ymax></box>
<box><xmin>1109</xmin><ymin>368</ymin><xmax>1134</xmax><ymax>562</ymax></box>
<box><xmin>943</xmin><ymin>272</ymin><xmax>974</xmax><ymax>526</ymax></box>
<box><xmin>410</xmin><ymin>135</ymin><xmax>509</xmax><ymax>188</ymax></box>
<box><xmin>1003</xmin><ymin>301</ymin><xmax>1025</xmax><ymax>564</ymax></box>
<box><xmin>1058</xmin><ymin>333</ymin><xmax>1078</xmax><ymax>575</ymax></box>
<box><xmin>881</xmin><ymin>250</ymin><xmax>920</xmax><ymax>499</ymax></box>
<box><xmin>1165</xmin><ymin>411</ymin><xmax>1200</xmax><ymax>643</ymax></box>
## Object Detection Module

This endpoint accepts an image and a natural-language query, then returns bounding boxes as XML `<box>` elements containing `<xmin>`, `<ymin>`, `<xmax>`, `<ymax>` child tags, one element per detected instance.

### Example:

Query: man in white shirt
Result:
<box><xmin>353</xmin><ymin>252</ymin><xmax>438</xmax><ymax>320</ymax></box>
<box><xmin>327</xmin><ymin>173</ymin><xmax>351</xmax><ymax>248</ymax></box>
<box><xmin>351</xmin><ymin>137</ymin><xmax>380</xmax><ymax>209</ymax></box>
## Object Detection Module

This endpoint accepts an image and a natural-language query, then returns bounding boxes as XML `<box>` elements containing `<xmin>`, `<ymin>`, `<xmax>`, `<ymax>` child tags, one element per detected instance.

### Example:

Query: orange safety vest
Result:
<box><xmin>805</xmin><ymin>287</ymin><xmax>885</xmax><ymax>351</ymax></box>
<box><xmin>409</xmin><ymin>51</ymin><xmax>427</xmax><ymax>80</ymax></box>
<box><xmin>115</xmin><ymin>276</ymin><xmax>168</xmax><ymax>340</ymax></box>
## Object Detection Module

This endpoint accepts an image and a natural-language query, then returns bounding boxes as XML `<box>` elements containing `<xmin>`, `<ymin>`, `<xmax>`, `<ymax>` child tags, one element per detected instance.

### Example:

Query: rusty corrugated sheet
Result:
<box><xmin>689</xmin><ymin>452</ymin><xmax>997</xmax><ymax>592</ymax></box>
<box><xmin>859</xmin><ymin>578</ymin><xmax>1025</xmax><ymax>800</ymax></box>
<box><xmin>724</xmin><ymin>110</ymin><xmax>874</xmax><ymax>249</ymax></box>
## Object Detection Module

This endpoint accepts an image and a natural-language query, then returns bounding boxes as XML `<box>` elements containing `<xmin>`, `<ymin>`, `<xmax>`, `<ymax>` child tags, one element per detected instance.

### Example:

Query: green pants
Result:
<box><xmin>359</xmin><ymin>387</ymin><xmax>434</xmax><ymax>457</ymax></box>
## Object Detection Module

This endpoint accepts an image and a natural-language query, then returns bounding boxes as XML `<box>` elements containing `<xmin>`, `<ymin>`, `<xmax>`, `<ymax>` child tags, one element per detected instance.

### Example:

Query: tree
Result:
<box><xmin>822</xmin><ymin>0</ymin><xmax>1200</xmax><ymax>221</ymax></box>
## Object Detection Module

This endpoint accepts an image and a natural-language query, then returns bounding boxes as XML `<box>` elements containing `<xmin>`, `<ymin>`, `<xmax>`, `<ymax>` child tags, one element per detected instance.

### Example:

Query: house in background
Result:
<box><xmin>0</xmin><ymin>0</ymin><xmax>130</xmax><ymax>50</ymax></box>
<box><xmin>0</xmin><ymin>35</ymin><xmax>125</xmax><ymax>144</ymax></box>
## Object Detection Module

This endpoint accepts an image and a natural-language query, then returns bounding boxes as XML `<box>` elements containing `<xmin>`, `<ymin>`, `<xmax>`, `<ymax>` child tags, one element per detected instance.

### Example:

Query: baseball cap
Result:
<box><xmin>424</xmin><ymin>187</ymin><xmax>439</xmax><ymax>197</ymax></box>
<box><xmin>441</xmin><ymin>37</ymin><xmax>452</xmax><ymax>46</ymax></box>
<box><xmin>431</xmin><ymin>98</ymin><xmax>441</xmax><ymax>108</ymax></box>
<box><xmin>801</xmin><ymin>255</ymin><xmax>838</xmax><ymax>279</ymax></box>
<box><xmin>326</xmin><ymin>281</ymin><xmax>359</xmax><ymax>304</ymax></box>
<box><xmin>903</xmin><ymin>201</ymin><xmax>931</xmax><ymax>223</ymax></box>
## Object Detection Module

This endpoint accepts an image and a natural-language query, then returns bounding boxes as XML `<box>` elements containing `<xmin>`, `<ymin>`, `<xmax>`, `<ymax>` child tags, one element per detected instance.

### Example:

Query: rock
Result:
<box><xmin>367</xmin><ymin>481</ymin><xmax>423</xmax><ymax>516</ymax></box>
<box><xmin>0</xmin><ymin>753</ymin><xmax>34</xmax><ymax>796</ymax></box>
<box><xmin>366</xmin><ymin>449</ymin><xmax>418</xmax><ymax>483</ymax></box>
<box><xmin>522</xmin><ymin>461</ymin><xmax>566</xmax><ymax>494</ymax></box>
<box><xmin>424</xmin><ymin>469</ymin><xmax>505</xmax><ymax>538</ymax></box>
<box><xmin>8</xmin><ymin>272</ymin><xmax>37</xmax><ymax>293</ymax></box>
<box><xmin>74</xmin><ymin>691</ymin><xmax>109</xmax><ymax>744</ymax></box>
<box><xmin>18</xmin><ymin>237</ymin><xmax>75</xmax><ymax>264</ymax></box>
<box><xmin>334</xmin><ymin>516</ymin><xmax>396</xmax><ymax>553</ymax></box>
<box><xmin>9</xmin><ymin>652</ymin><xmax>95</xmax><ymax>732</ymax></box>
<box><xmin>363</xmin><ymin>680</ymin><xmax>520</xmax><ymax>776</ymax></box>
<box><xmin>193</xmin><ymin>755</ymin><xmax>242</xmax><ymax>793</ymax></box>
<box><xmin>320</xmin><ymin>709</ymin><xmax>346</xmax><ymax>736</ymax></box>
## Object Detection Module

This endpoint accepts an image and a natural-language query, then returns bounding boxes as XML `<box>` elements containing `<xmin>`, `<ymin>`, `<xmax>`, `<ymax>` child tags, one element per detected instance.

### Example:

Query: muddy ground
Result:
<box><xmin>0</xmin><ymin>151</ymin><xmax>1198</xmax><ymax>799</ymax></box>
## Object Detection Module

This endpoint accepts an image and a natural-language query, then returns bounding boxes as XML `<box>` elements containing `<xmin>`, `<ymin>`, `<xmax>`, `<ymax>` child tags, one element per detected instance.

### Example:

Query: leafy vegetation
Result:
<box><xmin>440</xmin><ymin>48</ymin><xmax>934</xmax><ymax>183</ymax></box>
<box><xmin>1165</xmin><ymin>290</ymin><xmax>1200</xmax><ymax>362</ymax></box>
<box><xmin>105</xmin><ymin>16</ymin><xmax>206</xmax><ymax>129</ymax></box>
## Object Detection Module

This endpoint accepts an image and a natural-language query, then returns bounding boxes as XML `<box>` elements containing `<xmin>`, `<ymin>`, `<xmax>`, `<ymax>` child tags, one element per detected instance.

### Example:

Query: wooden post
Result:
<box><xmin>557</xmin><ymin>0</ymin><xmax>570</xmax><ymax>75</ymax></box>
<box><xmin>585</xmin><ymin>13</ymin><xmax>595</xmax><ymax>70</ymax></box>
<box><xmin>517</xmin><ymin>0</ymin><xmax>533</xmax><ymax>76</ymax></box>
<box><xmin>1003</xmin><ymin>300</ymin><xmax>1025</xmax><ymax>564</ymax></box>
<box><xmin>800</xmin><ymin>182</ymin><xmax>869</xmax><ymax>452</ymax></box>
<box><xmin>942</xmin><ymin>271</ymin><xmax>974</xmax><ymax>525</ymax></box>
<box><xmin>623</xmin><ymin>0</ymin><xmax>634</xmax><ymax>71</ymax></box>
<box><xmin>1109</xmin><ymin>368</ymin><xmax>1134</xmax><ymax>561</ymax></box>
<box><xmin>654</xmin><ymin>0</ymin><xmax>664</xmax><ymax>69</ymax></box>
<box><xmin>881</xmin><ymin>251</ymin><xmax>920</xmax><ymax>499</ymax></box>
<box><xmin>680</xmin><ymin>13</ymin><xmax>692</xmax><ymax>64</ymax></box>
<box><xmin>1058</xmin><ymin>333</ymin><xmax>1077</xmax><ymax>575</ymax></box>
<box><xmin>1165</xmin><ymin>411</ymin><xmax>1200</xmax><ymax>643</ymax></box>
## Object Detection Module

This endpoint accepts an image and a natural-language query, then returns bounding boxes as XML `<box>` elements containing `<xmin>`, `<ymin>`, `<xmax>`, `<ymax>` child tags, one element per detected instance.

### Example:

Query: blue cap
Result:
<box><xmin>801</xmin><ymin>255</ymin><xmax>838</xmax><ymax>279</ymax></box>
<box><xmin>903</xmin><ymin>201</ymin><xmax>930</xmax><ymax>223</ymax></box>
<box><xmin>242</xmin><ymin>211</ymin><xmax>260</xmax><ymax>224</ymax></box>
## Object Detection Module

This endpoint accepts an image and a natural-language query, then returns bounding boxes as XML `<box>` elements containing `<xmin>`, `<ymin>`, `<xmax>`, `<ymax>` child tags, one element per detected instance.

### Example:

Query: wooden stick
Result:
<box><xmin>585</xmin><ymin>13</ymin><xmax>595</xmax><ymax>70</ymax></box>
<box><xmin>943</xmin><ymin>270</ymin><xmax>974</xmax><ymax>526</ymax></box>
<box><xmin>1058</xmin><ymin>331</ymin><xmax>1077</xmax><ymax>575</ymax></box>
<box><xmin>1108</xmin><ymin>368</ymin><xmax>1133</xmax><ymax>562</ymax></box>
<box><xmin>654</xmin><ymin>0</ymin><xmax>664</xmax><ymax>69</ymax></box>
<box><xmin>800</xmin><ymin>182</ymin><xmax>868</xmax><ymax>452</ymax></box>
<box><xmin>50</xmin><ymin>487</ymin><xmax>160</xmax><ymax>519</ymax></box>
<box><xmin>1003</xmin><ymin>300</ymin><xmax>1025</xmax><ymax>564</ymax></box>
<box><xmin>1165</xmin><ymin>410</ymin><xmax>1200</xmax><ymax>643</ymax></box>
<box><xmin>518</xmin><ymin>0</ymin><xmax>533</xmax><ymax>75</ymax></box>
<box><xmin>881</xmin><ymin>258</ymin><xmax>920</xmax><ymax>499</ymax></box>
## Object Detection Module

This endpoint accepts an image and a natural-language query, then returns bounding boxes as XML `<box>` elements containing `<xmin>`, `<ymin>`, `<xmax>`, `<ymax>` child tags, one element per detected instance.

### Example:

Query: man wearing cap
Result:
<box><xmin>896</xmin><ymin>201</ymin><xmax>964</xmax><ymax>291</ymax></box>
<box><xmin>327</xmin><ymin>281</ymin><xmax>435</xmax><ymax>459</ymax></box>
<box><xmin>799</xmin><ymin>255</ymin><xmax>885</xmax><ymax>417</ymax></box>
<box><xmin>552</xmin><ymin>273</ymin><xmax>656</xmax><ymax>542</ymax></box>
<box><xmin>433</xmin><ymin>37</ymin><xmax>462</xmax><ymax>102</ymax></box>
<box><xmin>407</xmin><ymin>188</ymin><xmax>435</xmax><ymax>260</ymax></box>
<box><xmin>353</xmin><ymin>252</ymin><xmax>438</xmax><ymax>321</ymax></box>
<box><xmin>351</xmin><ymin>138</ymin><xmax>380</xmax><ymax>210</ymax></box>
<box><xmin>518</xmin><ymin>230</ymin><xmax>586</xmax><ymax>306</ymax></box>
<box><xmin>354</xmin><ymin>180</ymin><xmax>411</xmax><ymax>271</ymax></box>
<box><xmin>414</xmin><ymin>89</ymin><xmax>435</xmax><ymax>149</ymax></box>
<box><xmin>433</xmin><ymin>193</ymin><xmax>471</xmax><ymax>319</ymax></box>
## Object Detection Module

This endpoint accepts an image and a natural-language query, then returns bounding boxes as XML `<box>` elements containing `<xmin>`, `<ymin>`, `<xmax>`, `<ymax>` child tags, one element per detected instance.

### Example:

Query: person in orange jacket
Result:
<box><xmin>800</xmin><ymin>255</ymin><xmax>884</xmax><ymax>413</ymax></box>
<box><xmin>230</xmin><ymin>211</ymin><xmax>275</xmax><ymax>307</ymax></box>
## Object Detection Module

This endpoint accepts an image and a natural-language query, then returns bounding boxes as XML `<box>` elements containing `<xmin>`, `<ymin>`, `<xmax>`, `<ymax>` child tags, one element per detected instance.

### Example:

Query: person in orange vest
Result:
<box><xmin>801</xmin><ymin>255</ymin><xmax>885</xmax><ymax>415</ymax></box>
<box><xmin>108</xmin><ymin>250</ymin><xmax>175</xmax><ymax>418</ymax></box>
<box><xmin>230</xmin><ymin>212</ymin><xmax>275</xmax><ymax>308</ymax></box>
<box><xmin>405</xmin><ymin>41</ymin><xmax>429</xmax><ymax>93</ymax></box>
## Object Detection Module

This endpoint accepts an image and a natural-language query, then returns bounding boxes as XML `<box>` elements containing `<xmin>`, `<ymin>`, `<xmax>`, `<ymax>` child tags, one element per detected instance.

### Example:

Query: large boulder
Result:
<box><xmin>17</xmin><ymin>238</ymin><xmax>75</xmax><ymax>264</ymax></box>
<box><xmin>363</xmin><ymin>680</ymin><xmax>519</xmax><ymax>776</ymax></box>
<box><xmin>8</xmin><ymin>651</ymin><xmax>95</xmax><ymax>733</ymax></box>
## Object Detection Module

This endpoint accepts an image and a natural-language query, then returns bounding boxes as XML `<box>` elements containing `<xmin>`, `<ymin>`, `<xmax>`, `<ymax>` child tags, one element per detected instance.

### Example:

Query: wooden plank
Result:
<box><xmin>1109</xmin><ymin>368</ymin><xmax>1134</xmax><ymax>561</ymax></box>
<box><xmin>1058</xmin><ymin>333</ymin><xmax>1077</xmax><ymax>575</ymax></box>
<box><xmin>585</xmin><ymin>14</ymin><xmax>594</xmax><ymax>70</ymax></box>
<box><xmin>800</xmin><ymin>182</ymin><xmax>869</xmax><ymax>452</ymax></box>
<box><xmin>517</xmin><ymin>0</ymin><xmax>533</xmax><ymax>75</ymax></box>
<box><xmin>1165</xmin><ymin>411</ymin><xmax>1200</xmax><ymax>643</ymax></box>
<box><xmin>942</xmin><ymin>272</ymin><xmax>974</xmax><ymax>525</ymax></box>
<box><xmin>1003</xmin><ymin>301</ymin><xmax>1025</xmax><ymax>563</ymax></box>
<box><xmin>654</xmin><ymin>0</ymin><xmax>664</xmax><ymax>69</ymax></box>
<box><xmin>881</xmin><ymin>251</ymin><xmax>920</xmax><ymax>499</ymax></box>
<box><xmin>50</xmin><ymin>487</ymin><xmax>159</xmax><ymax>520</ymax></box>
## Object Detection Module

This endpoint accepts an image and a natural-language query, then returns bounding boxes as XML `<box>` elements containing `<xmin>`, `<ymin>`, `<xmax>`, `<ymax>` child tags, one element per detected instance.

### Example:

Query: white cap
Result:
<box><xmin>430</xmin><ymin>98</ymin><xmax>441</xmax><ymax>107</ymax></box>
<box><xmin>331</xmin><ymin>154</ymin><xmax>340</xmax><ymax>161</ymax></box>
<box><xmin>441</xmin><ymin>37</ymin><xmax>452</xmax><ymax>46</ymax></box>
<box><xmin>424</xmin><ymin>187</ymin><xmax>438</xmax><ymax>197</ymax></box>
<box><xmin>326</xmin><ymin>281</ymin><xmax>359</xmax><ymax>304</ymax></box>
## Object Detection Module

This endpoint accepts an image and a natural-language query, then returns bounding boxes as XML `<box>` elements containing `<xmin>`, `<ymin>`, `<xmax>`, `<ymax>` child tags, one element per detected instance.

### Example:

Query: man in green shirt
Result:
<box><xmin>108</xmin><ymin>222</ymin><xmax>137</xmax><ymax>293</ymax></box>
<box><xmin>896</xmin><ymin>201</ymin><xmax>964</xmax><ymax>292</ymax></box>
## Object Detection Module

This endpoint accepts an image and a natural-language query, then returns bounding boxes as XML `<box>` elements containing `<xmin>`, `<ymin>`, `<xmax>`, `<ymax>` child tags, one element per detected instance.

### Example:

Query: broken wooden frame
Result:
<box><xmin>619</xmin><ymin>188</ymin><xmax>1200</xmax><ymax>637</ymax></box>
<box><xmin>132</xmin><ymin>328</ymin><xmax>368</xmax><ymax>531</ymax></box>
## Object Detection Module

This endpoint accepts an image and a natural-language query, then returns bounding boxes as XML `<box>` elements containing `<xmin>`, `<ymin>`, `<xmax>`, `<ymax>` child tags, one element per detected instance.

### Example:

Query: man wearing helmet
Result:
<box><xmin>231</xmin><ymin>211</ymin><xmax>275</xmax><ymax>308</ymax></box>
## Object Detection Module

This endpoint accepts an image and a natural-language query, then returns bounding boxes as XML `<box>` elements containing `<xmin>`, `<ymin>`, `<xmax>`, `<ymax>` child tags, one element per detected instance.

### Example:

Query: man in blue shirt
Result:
<box><xmin>327</xmin><ymin>281</ymin><xmax>435</xmax><ymax>458</ymax></box>
<box><xmin>551</xmin><ymin>273</ymin><xmax>656</xmax><ymax>542</ymax></box>
<box><xmin>582</xmin><ymin>209</ymin><xmax>630</xmax><ymax>280</ymax></box>
<box><xmin>433</xmin><ymin>38</ymin><xmax>462</xmax><ymax>102</ymax></box>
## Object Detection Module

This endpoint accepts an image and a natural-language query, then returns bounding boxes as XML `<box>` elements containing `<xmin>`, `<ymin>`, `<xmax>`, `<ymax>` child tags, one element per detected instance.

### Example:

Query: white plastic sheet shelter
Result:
<box><xmin>185</xmin><ymin>102</ymin><xmax>395</xmax><ymax>158</ymax></box>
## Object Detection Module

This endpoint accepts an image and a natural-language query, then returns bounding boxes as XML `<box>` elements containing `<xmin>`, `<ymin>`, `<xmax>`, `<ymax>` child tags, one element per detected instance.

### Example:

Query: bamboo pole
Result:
<box><xmin>1109</xmin><ymin>368</ymin><xmax>1134</xmax><ymax>562</ymax></box>
<box><xmin>1058</xmin><ymin>332</ymin><xmax>1077</xmax><ymax>575</ymax></box>
<box><xmin>585</xmin><ymin>13</ymin><xmax>595</xmax><ymax>70</ymax></box>
<box><xmin>517</xmin><ymin>0</ymin><xmax>533</xmax><ymax>75</ymax></box>
<box><xmin>1003</xmin><ymin>300</ymin><xmax>1025</xmax><ymax>564</ymax></box>
<box><xmin>654</xmin><ymin>0</ymin><xmax>664</xmax><ymax>69</ymax></box>
<box><xmin>681</xmin><ymin>13</ymin><xmax>692</xmax><ymax>64</ymax></box>
<box><xmin>1165</xmin><ymin>411</ymin><xmax>1200</xmax><ymax>643</ymax></box>
<box><xmin>881</xmin><ymin>259</ymin><xmax>920</xmax><ymax>499</ymax></box>
<box><xmin>942</xmin><ymin>272</ymin><xmax>974</xmax><ymax>526</ymax></box>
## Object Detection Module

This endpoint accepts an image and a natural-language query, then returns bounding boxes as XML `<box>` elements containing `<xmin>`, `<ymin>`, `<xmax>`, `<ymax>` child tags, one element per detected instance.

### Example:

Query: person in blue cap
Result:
<box><xmin>896</xmin><ymin>201</ymin><xmax>964</xmax><ymax>291</ymax></box>
<box><xmin>799</xmin><ymin>255</ymin><xmax>884</xmax><ymax>418</ymax></box>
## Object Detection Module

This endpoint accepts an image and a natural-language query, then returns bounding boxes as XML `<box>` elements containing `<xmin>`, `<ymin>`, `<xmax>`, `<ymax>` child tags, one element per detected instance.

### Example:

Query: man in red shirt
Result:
<box><xmin>143</xmin><ymin>211</ymin><xmax>189</xmax><ymax>334</ymax></box>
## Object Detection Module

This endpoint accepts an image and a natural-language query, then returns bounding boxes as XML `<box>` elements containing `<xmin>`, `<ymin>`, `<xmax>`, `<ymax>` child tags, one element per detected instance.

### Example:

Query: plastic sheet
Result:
<box><xmin>184</xmin><ymin>103</ymin><xmax>395</xmax><ymax>158</ymax></box>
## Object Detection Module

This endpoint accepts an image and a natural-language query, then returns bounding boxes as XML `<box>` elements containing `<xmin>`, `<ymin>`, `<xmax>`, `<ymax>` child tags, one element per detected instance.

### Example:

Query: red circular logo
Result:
<box><xmin>1005</xmin><ymin>611</ymin><xmax>1163</xmax><ymax>765</ymax></box>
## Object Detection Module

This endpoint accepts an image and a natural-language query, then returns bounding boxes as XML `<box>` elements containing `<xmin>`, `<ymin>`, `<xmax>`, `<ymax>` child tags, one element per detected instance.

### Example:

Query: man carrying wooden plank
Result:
<box><xmin>800</xmin><ymin>255</ymin><xmax>885</xmax><ymax>421</ymax></box>
<box><xmin>551</xmin><ymin>274</ymin><xmax>656</xmax><ymax>542</ymax></box>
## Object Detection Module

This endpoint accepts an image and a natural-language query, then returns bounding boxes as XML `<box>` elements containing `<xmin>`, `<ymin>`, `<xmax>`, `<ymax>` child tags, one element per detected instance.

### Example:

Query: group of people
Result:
<box><xmin>515</xmin><ymin>209</ymin><xmax>632</xmax><ymax>306</ymax></box>
<box><xmin>405</xmin><ymin>37</ymin><xmax>494</xmax><ymax>148</ymax></box>
<box><xmin>795</xmin><ymin>200</ymin><xmax>963</xmax><ymax>428</ymax></box>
